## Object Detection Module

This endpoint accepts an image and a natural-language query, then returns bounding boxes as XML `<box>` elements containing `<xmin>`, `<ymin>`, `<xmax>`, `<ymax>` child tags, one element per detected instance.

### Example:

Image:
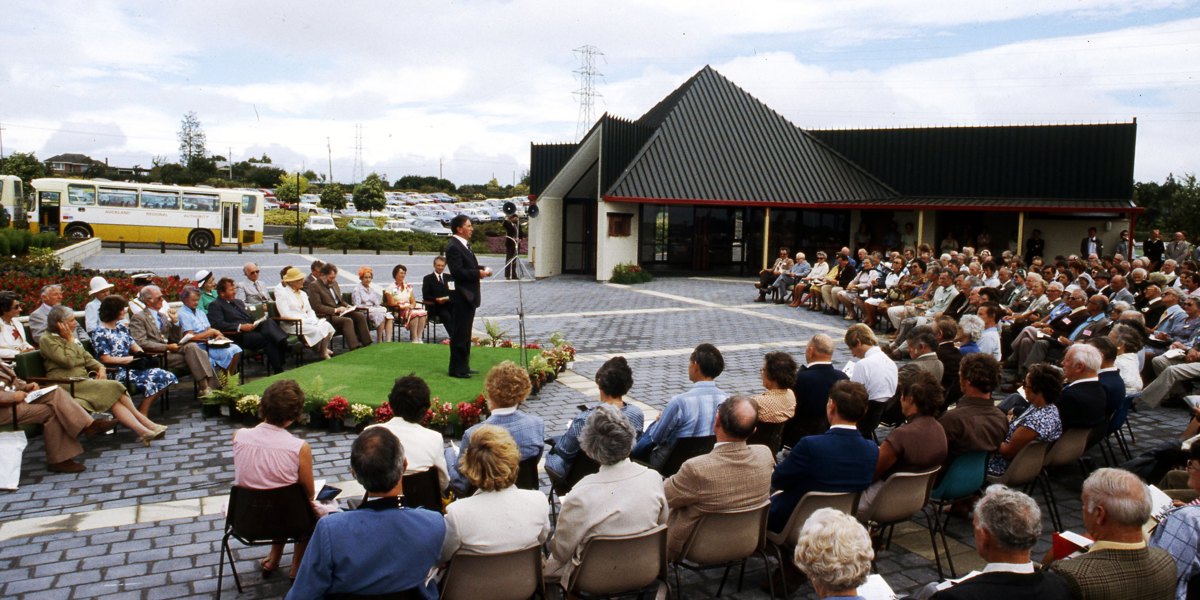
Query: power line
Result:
<box><xmin>573</xmin><ymin>45</ymin><xmax>605</xmax><ymax>141</ymax></box>
<box><xmin>353</xmin><ymin>123</ymin><xmax>364</xmax><ymax>184</ymax></box>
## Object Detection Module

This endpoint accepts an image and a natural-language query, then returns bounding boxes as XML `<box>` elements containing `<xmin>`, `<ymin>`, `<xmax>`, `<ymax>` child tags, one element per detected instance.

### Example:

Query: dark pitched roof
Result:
<box><xmin>809</xmin><ymin>123</ymin><xmax>1136</xmax><ymax>201</ymax></box>
<box><xmin>44</xmin><ymin>153</ymin><xmax>101</xmax><ymax>165</ymax></box>
<box><xmin>529</xmin><ymin>142</ymin><xmax>578</xmax><ymax>195</ymax></box>
<box><xmin>604</xmin><ymin>66</ymin><xmax>896</xmax><ymax>204</ymax></box>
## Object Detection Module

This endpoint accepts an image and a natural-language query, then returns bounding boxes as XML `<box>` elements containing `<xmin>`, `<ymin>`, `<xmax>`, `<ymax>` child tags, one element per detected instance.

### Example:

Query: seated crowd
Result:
<box><xmin>0</xmin><ymin>257</ymin><xmax>454</xmax><ymax>474</ymax></box>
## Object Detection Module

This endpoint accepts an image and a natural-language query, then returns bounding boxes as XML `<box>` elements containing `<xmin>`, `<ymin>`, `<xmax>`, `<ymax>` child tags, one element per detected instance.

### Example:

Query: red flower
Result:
<box><xmin>323</xmin><ymin>396</ymin><xmax>350</xmax><ymax>419</ymax></box>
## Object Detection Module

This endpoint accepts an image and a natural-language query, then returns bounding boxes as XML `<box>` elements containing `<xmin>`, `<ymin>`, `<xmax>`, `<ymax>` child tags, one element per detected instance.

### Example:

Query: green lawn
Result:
<box><xmin>241</xmin><ymin>343</ymin><xmax>537</xmax><ymax>407</ymax></box>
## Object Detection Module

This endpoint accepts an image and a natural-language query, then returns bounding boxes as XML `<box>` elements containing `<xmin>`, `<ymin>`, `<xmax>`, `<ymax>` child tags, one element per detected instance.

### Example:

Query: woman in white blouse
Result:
<box><xmin>273</xmin><ymin>267</ymin><xmax>336</xmax><ymax>359</ymax></box>
<box><xmin>0</xmin><ymin>292</ymin><xmax>34</xmax><ymax>361</ymax></box>
<box><xmin>352</xmin><ymin>266</ymin><xmax>393</xmax><ymax>343</ymax></box>
<box><xmin>1110</xmin><ymin>323</ymin><xmax>1145</xmax><ymax>395</ymax></box>
<box><xmin>383</xmin><ymin>264</ymin><xmax>427</xmax><ymax>343</ymax></box>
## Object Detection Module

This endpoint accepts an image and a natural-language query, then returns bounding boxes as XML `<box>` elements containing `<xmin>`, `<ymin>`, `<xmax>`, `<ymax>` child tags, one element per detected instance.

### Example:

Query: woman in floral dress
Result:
<box><xmin>384</xmin><ymin>264</ymin><xmax>427</xmax><ymax>343</ymax></box>
<box><xmin>987</xmin><ymin>363</ymin><xmax>1063</xmax><ymax>476</ymax></box>
<box><xmin>93</xmin><ymin>296</ymin><xmax>178</xmax><ymax>415</ymax></box>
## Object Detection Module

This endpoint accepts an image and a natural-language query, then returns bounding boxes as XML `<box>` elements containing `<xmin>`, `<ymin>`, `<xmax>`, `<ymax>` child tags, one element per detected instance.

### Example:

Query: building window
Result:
<box><xmin>607</xmin><ymin>213</ymin><xmax>633</xmax><ymax>237</ymax></box>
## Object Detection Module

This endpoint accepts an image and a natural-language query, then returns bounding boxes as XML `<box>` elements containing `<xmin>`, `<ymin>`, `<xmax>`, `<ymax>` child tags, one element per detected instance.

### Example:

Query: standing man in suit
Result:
<box><xmin>421</xmin><ymin>256</ymin><xmax>454</xmax><ymax>338</ymax></box>
<box><xmin>306</xmin><ymin>262</ymin><xmax>371</xmax><ymax>350</ymax></box>
<box><xmin>1081</xmin><ymin>227</ymin><xmax>1104</xmax><ymax>259</ymax></box>
<box><xmin>1144</xmin><ymin>229</ymin><xmax>1166</xmax><ymax>269</ymax></box>
<box><xmin>783</xmin><ymin>334</ymin><xmax>848</xmax><ymax>446</ymax></box>
<box><xmin>207</xmin><ymin>277</ymin><xmax>290</xmax><ymax>374</ymax></box>
<box><xmin>288</xmin><ymin>428</ymin><xmax>445</xmax><ymax>600</ymax></box>
<box><xmin>769</xmin><ymin>380</ymin><xmax>878</xmax><ymax>534</ymax></box>
<box><xmin>663</xmin><ymin>396</ymin><xmax>774</xmax><ymax>560</ymax></box>
<box><xmin>1166</xmin><ymin>231</ymin><xmax>1193</xmax><ymax>265</ymax></box>
<box><xmin>446</xmin><ymin>215</ymin><xmax>491</xmax><ymax>378</ymax></box>
<box><xmin>1047</xmin><ymin>468</ymin><xmax>1176</xmax><ymax>600</ymax></box>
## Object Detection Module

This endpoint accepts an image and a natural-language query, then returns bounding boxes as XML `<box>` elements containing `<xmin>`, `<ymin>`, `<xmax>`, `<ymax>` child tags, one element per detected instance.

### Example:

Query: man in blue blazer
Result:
<box><xmin>445</xmin><ymin>215</ymin><xmax>492</xmax><ymax>378</ymax></box>
<box><xmin>769</xmin><ymin>379</ymin><xmax>878</xmax><ymax>534</ymax></box>
<box><xmin>289</xmin><ymin>429</ymin><xmax>445</xmax><ymax>600</ymax></box>
<box><xmin>782</xmin><ymin>334</ymin><xmax>848</xmax><ymax>447</ymax></box>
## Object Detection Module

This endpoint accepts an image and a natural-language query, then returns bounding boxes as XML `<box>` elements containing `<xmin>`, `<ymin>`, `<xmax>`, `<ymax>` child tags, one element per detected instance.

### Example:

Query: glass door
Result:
<box><xmin>220</xmin><ymin>202</ymin><xmax>240</xmax><ymax>244</ymax></box>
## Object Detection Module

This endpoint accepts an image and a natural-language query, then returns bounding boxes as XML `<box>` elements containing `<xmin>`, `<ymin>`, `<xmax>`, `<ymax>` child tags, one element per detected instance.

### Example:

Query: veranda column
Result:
<box><xmin>762</xmin><ymin>207</ymin><xmax>771</xmax><ymax>270</ymax></box>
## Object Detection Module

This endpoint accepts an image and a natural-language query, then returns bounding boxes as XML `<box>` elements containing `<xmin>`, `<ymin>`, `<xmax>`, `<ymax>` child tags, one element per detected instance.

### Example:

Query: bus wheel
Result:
<box><xmin>64</xmin><ymin>223</ymin><xmax>92</xmax><ymax>240</ymax></box>
<box><xmin>188</xmin><ymin>230</ymin><xmax>214</xmax><ymax>251</ymax></box>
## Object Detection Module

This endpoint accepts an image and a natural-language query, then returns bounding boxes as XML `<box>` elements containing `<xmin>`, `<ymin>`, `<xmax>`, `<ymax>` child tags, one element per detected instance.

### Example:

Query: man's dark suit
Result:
<box><xmin>1144</xmin><ymin>237</ymin><xmax>1165</xmax><ymax>268</ymax></box>
<box><xmin>445</xmin><ymin>236</ymin><xmax>483</xmax><ymax>377</ymax></box>
<box><xmin>1058</xmin><ymin>380</ymin><xmax>1108</xmax><ymax>430</ymax></box>
<box><xmin>1143</xmin><ymin>298</ymin><xmax>1167</xmax><ymax>328</ymax></box>
<box><xmin>1080</xmin><ymin>236</ymin><xmax>1104</xmax><ymax>258</ymax></box>
<box><xmin>1097</xmin><ymin>370</ymin><xmax>1125</xmax><ymax>420</ymax></box>
<box><xmin>1024</xmin><ymin>237</ymin><xmax>1046</xmax><ymax>264</ymax></box>
<box><xmin>937</xmin><ymin>341</ymin><xmax>964</xmax><ymax>408</ymax></box>
<box><xmin>930</xmin><ymin>569</ymin><xmax>1073</xmax><ymax>599</ymax></box>
<box><xmin>306</xmin><ymin>278</ymin><xmax>371</xmax><ymax>350</ymax></box>
<box><xmin>207</xmin><ymin>297</ymin><xmax>290</xmax><ymax>373</ymax></box>
<box><xmin>421</xmin><ymin>271</ymin><xmax>454</xmax><ymax>338</ymax></box>
<box><xmin>768</xmin><ymin>426</ymin><xmax>877</xmax><ymax>532</ymax></box>
<box><xmin>782</xmin><ymin>363</ymin><xmax>848</xmax><ymax>447</ymax></box>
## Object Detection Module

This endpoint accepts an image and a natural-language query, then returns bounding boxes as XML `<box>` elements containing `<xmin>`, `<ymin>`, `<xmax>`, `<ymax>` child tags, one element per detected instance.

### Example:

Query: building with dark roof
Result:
<box><xmin>528</xmin><ymin>66</ymin><xmax>1139</xmax><ymax>280</ymax></box>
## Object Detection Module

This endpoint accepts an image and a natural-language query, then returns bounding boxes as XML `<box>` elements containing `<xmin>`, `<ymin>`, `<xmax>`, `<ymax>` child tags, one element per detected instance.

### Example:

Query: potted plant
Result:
<box><xmin>526</xmin><ymin>355</ymin><xmax>553</xmax><ymax>395</ymax></box>
<box><xmin>234</xmin><ymin>394</ymin><xmax>261</xmax><ymax>425</ymax></box>
<box><xmin>374</xmin><ymin>403</ymin><xmax>394</xmax><ymax>424</ymax></box>
<box><xmin>323</xmin><ymin>396</ymin><xmax>350</xmax><ymax>432</ymax></box>
<box><xmin>302</xmin><ymin>375</ymin><xmax>343</xmax><ymax>429</ymax></box>
<box><xmin>201</xmin><ymin>373</ymin><xmax>244</xmax><ymax>419</ymax></box>
<box><xmin>350</xmin><ymin>403</ymin><xmax>374</xmax><ymax>432</ymax></box>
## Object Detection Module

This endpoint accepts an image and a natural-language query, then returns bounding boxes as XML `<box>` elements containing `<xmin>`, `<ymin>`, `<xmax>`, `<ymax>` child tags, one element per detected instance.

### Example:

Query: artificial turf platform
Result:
<box><xmin>240</xmin><ymin>342</ymin><xmax>537</xmax><ymax>407</ymax></box>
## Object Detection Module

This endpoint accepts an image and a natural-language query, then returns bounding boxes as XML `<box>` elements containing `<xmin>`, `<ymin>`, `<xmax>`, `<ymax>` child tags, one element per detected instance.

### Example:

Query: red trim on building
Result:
<box><xmin>601</xmin><ymin>195</ymin><xmax>1142</xmax><ymax>214</ymax></box>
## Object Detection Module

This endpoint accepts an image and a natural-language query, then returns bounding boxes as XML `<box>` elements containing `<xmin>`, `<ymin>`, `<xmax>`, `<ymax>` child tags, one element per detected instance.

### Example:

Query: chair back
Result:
<box><xmin>679</xmin><ymin>501</ymin><xmax>769</xmax><ymax>565</ymax></box>
<box><xmin>266</xmin><ymin>301</ymin><xmax>281</xmax><ymax>319</ymax></box>
<box><xmin>13</xmin><ymin>351</ymin><xmax>46</xmax><ymax>380</ymax></box>
<box><xmin>772</xmin><ymin>490</ymin><xmax>860</xmax><ymax>546</ymax></box>
<box><xmin>1107</xmin><ymin>394</ymin><xmax>1134</xmax><ymax>435</ymax></box>
<box><xmin>931</xmin><ymin>451</ymin><xmax>987</xmax><ymax>502</ymax></box>
<box><xmin>747</xmin><ymin>422</ymin><xmax>785</xmax><ymax>456</ymax></box>
<box><xmin>225</xmin><ymin>483</ymin><xmax>318</xmax><ymax>544</ymax></box>
<box><xmin>860</xmin><ymin>468</ymin><xmax>938</xmax><ymax>525</ymax></box>
<box><xmin>992</xmin><ymin>440</ymin><xmax>1048</xmax><ymax>487</ymax></box>
<box><xmin>441</xmin><ymin>545</ymin><xmax>543</xmax><ymax>600</ymax></box>
<box><xmin>401</xmin><ymin>469</ymin><xmax>443</xmax><ymax>513</ymax></box>
<box><xmin>568</xmin><ymin>524</ymin><xmax>667</xmax><ymax>596</ymax></box>
<box><xmin>325</xmin><ymin>590</ymin><xmax>423</xmax><ymax>600</ymax></box>
<box><xmin>246</xmin><ymin>303</ymin><xmax>266</xmax><ymax>320</ymax></box>
<box><xmin>658</xmin><ymin>435</ymin><xmax>716</xmax><ymax>477</ymax></box>
<box><xmin>516</xmin><ymin>454</ymin><xmax>541</xmax><ymax>491</ymax></box>
<box><xmin>552</xmin><ymin>453</ymin><xmax>601</xmax><ymax>496</ymax></box>
<box><xmin>1045</xmin><ymin>428</ymin><xmax>1091</xmax><ymax>469</ymax></box>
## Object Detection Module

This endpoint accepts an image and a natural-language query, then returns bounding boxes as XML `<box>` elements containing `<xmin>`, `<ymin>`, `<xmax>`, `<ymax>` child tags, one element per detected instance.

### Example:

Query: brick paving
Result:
<box><xmin>0</xmin><ymin>247</ymin><xmax>1190</xmax><ymax>598</ymax></box>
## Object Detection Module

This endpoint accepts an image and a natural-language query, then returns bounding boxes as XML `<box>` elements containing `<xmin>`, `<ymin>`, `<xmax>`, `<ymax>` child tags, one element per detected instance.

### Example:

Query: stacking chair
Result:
<box><xmin>671</xmin><ymin>501</ymin><xmax>772</xmax><ymax>599</ymax></box>
<box><xmin>856</xmin><ymin>468</ymin><xmax>939</xmax><ymax>561</ymax></box>
<box><xmin>656</xmin><ymin>436</ymin><xmax>715</xmax><ymax>478</ymax></box>
<box><xmin>1039</xmin><ymin>428</ymin><xmax>1093</xmax><ymax>532</ymax></box>
<box><xmin>516</xmin><ymin>454</ymin><xmax>542</xmax><ymax>491</ymax></box>
<box><xmin>765</xmin><ymin>490</ymin><xmax>859</xmax><ymax>595</ymax></box>
<box><xmin>441</xmin><ymin>545</ymin><xmax>545</xmax><ymax>600</ymax></box>
<box><xmin>13</xmin><ymin>350</ymin><xmax>78</xmax><ymax>397</ymax></box>
<box><xmin>561</xmin><ymin>524</ymin><xmax>668</xmax><ymax>599</ymax></box>
<box><xmin>218</xmin><ymin>483</ymin><xmax>318</xmax><ymax>599</ymax></box>
<box><xmin>1100</xmin><ymin>394</ymin><xmax>1136</xmax><ymax>465</ymax></box>
<box><xmin>401</xmin><ymin>469</ymin><xmax>444</xmax><ymax>513</ymax></box>
<box><xmin>747</xmin><ymin>422</ymin><xmax>785</xmax><ymax>457</ymax></box>
<box><xmin>266</xmin><ymin>301</ymin><xmax>306</xmax><ymax>368</ymax></box>
<box><xmin>925</xmin><ymin>452</ymin><xmax>987</xmax><ymax>578</ymax></box>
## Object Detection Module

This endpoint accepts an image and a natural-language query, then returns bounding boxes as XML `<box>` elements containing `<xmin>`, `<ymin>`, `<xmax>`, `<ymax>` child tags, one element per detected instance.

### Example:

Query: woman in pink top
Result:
<box><xmin>232</xmin><ymin>379</ymin><xmax>316</xmax><ymax>579</ymax></box>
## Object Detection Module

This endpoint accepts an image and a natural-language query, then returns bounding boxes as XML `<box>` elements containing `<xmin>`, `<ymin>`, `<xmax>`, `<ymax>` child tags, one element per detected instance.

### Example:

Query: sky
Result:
<box><xmin>0</xmin><ymin>0</ymin><xmax>1197</xmax><ymax>186</ymax></box>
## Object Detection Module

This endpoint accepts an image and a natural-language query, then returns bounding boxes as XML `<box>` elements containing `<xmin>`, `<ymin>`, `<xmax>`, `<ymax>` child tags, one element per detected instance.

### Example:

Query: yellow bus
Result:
<box><xmin>31</xmin><ymin>178</ymin><xmax>265</xmax><ymax>250</ymax></box>
<box><xmin>0</xmin><ymin>175</ymin><xmax>26</xmax><ymax>226</ymax></box>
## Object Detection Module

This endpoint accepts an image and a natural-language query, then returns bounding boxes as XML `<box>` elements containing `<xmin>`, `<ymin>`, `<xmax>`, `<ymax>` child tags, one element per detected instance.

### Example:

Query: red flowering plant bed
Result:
<box><xmin>422</xmin><ymin>394</ymin><xmax>490</xmax><ymax>438</ymax></box>
<box><xmin>5</xmin><ymin>263</ymin><xmax>187</xmax><ymax>315</ymax></box>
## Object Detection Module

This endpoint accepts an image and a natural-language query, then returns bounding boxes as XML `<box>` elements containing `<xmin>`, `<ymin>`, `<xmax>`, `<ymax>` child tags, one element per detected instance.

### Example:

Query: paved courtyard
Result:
<box><xmin>0</xmin><ymin>246</ymin><xmax>1189</xmax><ymax>598</ymax></box>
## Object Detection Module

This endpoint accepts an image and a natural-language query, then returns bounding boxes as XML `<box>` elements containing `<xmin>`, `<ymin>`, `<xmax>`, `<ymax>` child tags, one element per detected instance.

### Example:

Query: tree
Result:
<box><xmin>319</xmin><ymin>183</ymin><xmax>347</xmax><ymax>212</ymax></box>
<box><xmin>395</xmin><ymin>174</ymin><xmax>455</xmax><ymax>193</ymax></box>
<box><xmin>0</xmin><ymin>151</ymin><xmax>49</xmax><ymax>183</ymax></box>
<box><xmin>178</xmin><ymin>111</ymin><xmax>207</xmax><ymax>164</ymax></box>
<box><xmin>1135</xmin><ymin>173</ymin><xmax>1200</xmax><ymax>238</ymax></box>
<box><xmin>275</xmin><ymin>172</ymin><xmax>310</xmax><ymax>205</ymax></box>
<box><xmin>353</xmin><ymin>173</ymin><xmax>387</xmax><ymax>216</ymax></box>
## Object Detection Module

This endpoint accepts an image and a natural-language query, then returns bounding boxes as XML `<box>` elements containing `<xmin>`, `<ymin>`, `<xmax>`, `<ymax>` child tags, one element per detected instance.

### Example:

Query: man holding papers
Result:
<box><xmin>208</xmin><ymin>277</ymin><xmax>290</xmax><ymax>373</ymax></box>
<box><xmin>0</xmin><ymin>361</ymin><xmax>116</xmax><ymax>473</ymax></box>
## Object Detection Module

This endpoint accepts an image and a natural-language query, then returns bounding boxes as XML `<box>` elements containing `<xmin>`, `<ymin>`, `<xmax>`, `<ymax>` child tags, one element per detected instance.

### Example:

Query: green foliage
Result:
<box><xmin>610</xmin><ymin>262</ymin><xmax>653</xmax><ymax>284</ymax></box>
<box><xmin>395</xmin><ymin>174</ymin><xmax>456</xmax><ymax>193</ymax></box>
<box><xmin>25</xmin><ymin>246</ymin><xmax>63</xmax><ymax>271</ymax></box>
<box><xmin>282</xmin><ymin>228</ymin><xmax>451</xmax><ymax>253</ymax></box>
<box><xmin>275</xmin><ymin>172</ymin><xmax>310</xmax><ymax>205</ymax></box>
<box><xmin>483</xmin><ymin>319</ymin><xmax>508</xmax><ymax>347</ymax></box>
<box><xmin>1135</xmin><ymin>173</ymin><xmax>1200</xmax><ymax>236</ymax></box>
<box><xmin>301</xmin><ymin>375</ymin><xmax>346</xmax><ymax>414</ymax></box>
<box><xmin>319</xmin><ymin>183</ymin><xmax>347</xmax><ymax>212</ymax></box>
<box><xmin>201</xmin><ymin>372</ymin><xmax>243</xmax><ymax>405</ymax></box>
<box><xmin>0</xmin><ymin>151</ymin><xmax>49</xmax><ymax>183</ymax></box>
<box><xmin>353</xmin><ymin>173</ymin><xmax>387</xmax><ymax>215</ymax></box>
<box><xmin>178</xmin><ymin>111</ymin><xmax>207</xmax><ymax>164</ymax></box>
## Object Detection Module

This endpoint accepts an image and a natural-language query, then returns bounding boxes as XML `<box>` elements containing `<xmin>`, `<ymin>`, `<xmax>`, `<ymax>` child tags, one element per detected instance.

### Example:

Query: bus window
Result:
<box><xmin>68</xmin><ymin>184</ymin><xmax>96</xmax><ymax>206</ymax></box>
<box><xmin>141</xmin><ymin>190</ymin><xmax>179</xmax><ymax>210</ymax></box>
<box><xmin>182</xmin><ymin>193</ymin><xmax>219</xmax><ymax>212</ymax></box>
<box><xmin>241</xmin><ymin>194</ymin><xmax>257</xmax><ymax>214</ymax></box>
<box><xmin>98</xmin><ymin>188</ymin><xmax>138</xmax><ymax>208</ymax></box>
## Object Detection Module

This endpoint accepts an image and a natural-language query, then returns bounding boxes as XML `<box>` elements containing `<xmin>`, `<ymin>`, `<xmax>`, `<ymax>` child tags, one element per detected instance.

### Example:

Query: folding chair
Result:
<box><xmin>925</xmin><ymin>452</ymin><xmax>987</xmax><ymax>578</ymax></box>
<box><xmin>441</xmin><ymin>545</ymin><xmax>545</xmax><ymax>600</ymax></box>
<box><xmin>217</xmin><ymin>483</ymin><xmax>318</xmax><ymax>599</ymax></box>
<box><xmin>656</xmin><ymin>436</ymin><xmax>716</xmax><ymax>478</ymax></box>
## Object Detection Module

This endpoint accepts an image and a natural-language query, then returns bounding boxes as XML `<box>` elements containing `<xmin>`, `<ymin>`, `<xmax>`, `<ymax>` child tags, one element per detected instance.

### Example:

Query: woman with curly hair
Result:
<box><xmin>445</xmin><ymin>361</ymin><xmax>544</xmax><ymax>495</ymax></box>
<box><xmin>92</xmin><ymin>295</ymin><xmax>178</xmax><ymax>415</ymax></box>
<box><xmin>794</xmin><ymin>508</ymin><xmax>874</xmax><ymax>599</ymax></box>
<box><xmin>544</xmin><ymin>356</ymin><xmax>643</xmax><ymax>486</ymax></box>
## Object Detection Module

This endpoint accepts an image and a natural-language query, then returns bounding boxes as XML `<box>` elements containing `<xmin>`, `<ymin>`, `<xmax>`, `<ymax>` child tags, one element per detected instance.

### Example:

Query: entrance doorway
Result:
<box><xmin>562</xmin><ymin>199</ymin><xmax>596</xmax><ymax>274</ymax></box>
<box><xmin>220</xmin><ymin>202</ymin><xmax>240</xmax><ymax>245</ymax></box>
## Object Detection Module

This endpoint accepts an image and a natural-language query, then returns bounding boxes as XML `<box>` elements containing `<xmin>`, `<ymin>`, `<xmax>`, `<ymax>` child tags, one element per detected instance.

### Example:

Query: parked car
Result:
<box><xmin>304</xmin><ymin>215</ymin><xmax>337</xmax><ymax>230</ymax></box>
<box><xmin>296</xmin><ymin>202</ymin><xmax>328</xmax><ymax>215</ymax></box>
<box><xmin>410</xmin><ymin>218</ymin><xmax>452</xmax><ymax>236</ymax></box>
<box><xmin>383</xmin><ymin>219</ymin><xmax>413</xmax><ymax>233</ymax></box>
<box><xmin>346</xmin><ymin>218</ymin><xmax>380</xmax><ymax>231</ymax></box>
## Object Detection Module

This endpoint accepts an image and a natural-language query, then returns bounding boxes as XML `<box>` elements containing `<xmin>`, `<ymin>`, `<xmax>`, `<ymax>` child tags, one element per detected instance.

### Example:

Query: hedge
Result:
<box><xmin>0</xmin><ymin>229</ymin><xmax>59</xmax><ymax>256</ymax></box>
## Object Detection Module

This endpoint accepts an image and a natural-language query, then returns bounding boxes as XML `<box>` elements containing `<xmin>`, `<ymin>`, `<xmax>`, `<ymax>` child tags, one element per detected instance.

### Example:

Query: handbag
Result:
<box><xmin>129</xmin><ymin>356</ymin><xmax>159</xmax><ymax>371</ymax></box>
<box><xmin>0</xmin><ymin>405</ymin><xmax>27</xmax><ymax>490</ymax></box>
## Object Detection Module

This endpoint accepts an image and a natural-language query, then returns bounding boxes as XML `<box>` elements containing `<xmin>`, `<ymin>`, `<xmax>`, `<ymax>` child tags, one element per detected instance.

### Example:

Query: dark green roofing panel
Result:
<box><xmin>810</xmin><ymin>123</ymin><xmax>1137</xmax><ymax>201</ymax></box>
<box><xmin>529</xmin><ymin>142</ymin><xmax>578</xmax><ymax>196</ymax></box>
<box><xmin>599</xmin><ymin>115</ymin><xmax>655</xmax><ymax>193</ymax></box>
<box><xmin>605</xmin><ymin>66</ymin><xmax>896</xmax><ymax>204</ymax></box>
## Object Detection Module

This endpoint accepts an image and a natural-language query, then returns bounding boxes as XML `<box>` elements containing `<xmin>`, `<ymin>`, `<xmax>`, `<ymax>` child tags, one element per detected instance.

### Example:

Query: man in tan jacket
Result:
<box><xmin>306</xmin><ymin>262</ymin><xmax>371</xmax><ymax>350</ymax></box>
<box><xmin>663</xmin><ymin>396</ymin><xmax>774</xmax><ymax>560</ymax></box>
<box><xmin>128</xmin><ymin>285</ymin><xmax>218</xmax><ymax>395</ymax></box>
<box><xmin>0</xmin><ymin>362</ymin><xmax>115</xmax><ymax>473</ymax></box>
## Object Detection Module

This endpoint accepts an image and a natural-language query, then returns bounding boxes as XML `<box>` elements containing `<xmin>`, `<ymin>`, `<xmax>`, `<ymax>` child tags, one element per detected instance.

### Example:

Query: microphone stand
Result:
<box><xmin>500</xmin><ymin>217</ymin><xmax>531</xmax><ymax>368</ymax></box>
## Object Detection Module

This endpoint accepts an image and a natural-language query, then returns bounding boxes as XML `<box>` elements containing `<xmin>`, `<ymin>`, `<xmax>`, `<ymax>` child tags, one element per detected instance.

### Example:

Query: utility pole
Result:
<box><xmin>353</xmin><ymin>124</ymin><xmax>364</xmax><ymax>183</ymax></box>
<box><xmin>0</xmin><ymin>121</ymin><xmax>6</xmax><ymax>160</ymax></box>
<box><xmin>228</xmin><ymin>146</ymin><xmax>233</xmax><ymax>180</ymax></box>
<box><xmin>439</xmin><ymin>157</ymin><xmax>443</xmax><ymax>180</ymax></box>
<box><xmin>573</xmin><ymin>45</ymin><xmax>605</xmax><ymax>141</ymax></box>
<box><xmin>326</xmin><ymin>137</ymin><xmax>333</xmax><ymax>184</ymax></box>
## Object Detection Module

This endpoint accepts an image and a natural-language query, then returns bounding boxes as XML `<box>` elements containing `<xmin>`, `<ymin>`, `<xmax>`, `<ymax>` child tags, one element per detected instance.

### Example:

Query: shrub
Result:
<box><xmin>282</xmin><ymin>228</ymin><xmax>475</xmax><ymax>254</ymax></box>
<box><xmin>610</xmin><ymin>263</ymin><xmax>653</xmax><ymax>284</ymax></box>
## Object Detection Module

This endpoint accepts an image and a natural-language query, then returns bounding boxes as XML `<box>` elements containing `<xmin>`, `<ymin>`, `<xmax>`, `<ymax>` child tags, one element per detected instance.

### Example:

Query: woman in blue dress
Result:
<box><xmin>177</xmin><ymin>285</ymin><xmax>242</xmax><ymax>379</ymax></box>
<box><xmin>93</xmin><ymin>295</ymin><xmax>179</xmax><ymax>415</ymax></box>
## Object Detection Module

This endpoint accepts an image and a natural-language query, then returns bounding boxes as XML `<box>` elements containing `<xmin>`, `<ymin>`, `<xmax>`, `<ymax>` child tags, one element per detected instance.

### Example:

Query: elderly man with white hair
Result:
<box><xmin>914</xmin><ymin>486</ymin><xmax>1071</xmax><ymax>599</ymax></box>
<box><xmin>236</xmin><ymin>261</ymin><xmax>271</xmax><ymax>305</ymax></box>
<box><xmin>1057</xmin><ymin>344</ymin><xmax>1109</xmax><ymax>431</ymax></box>
<box><xmin>27</xmin><ymin>284</ymin><xmax>88</xmax><ymax>342</ymax></box>
<box><xmin>793</xmin><ymin>508</ymin><xmax>875</xmax><ymax>599</ymax></box>
<box><xmin>1047</xmin><ymin>468</ymin><xmax>1176</xmax><ymax>600</ymax></box>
